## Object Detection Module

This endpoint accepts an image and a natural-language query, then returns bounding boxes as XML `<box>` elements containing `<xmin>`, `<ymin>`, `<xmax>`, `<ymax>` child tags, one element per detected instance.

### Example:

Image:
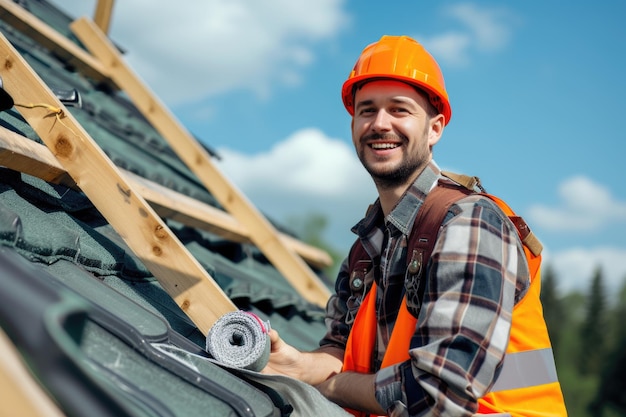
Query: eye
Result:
<box><xmin>358</xmin><ymin>107</ymin><xmax>376</xmax><ymax>116</ymax></box>
<box><xmin>390</xmin><ymin>106</ymin><xmax>410</xmax><ymax>114</ymax></box>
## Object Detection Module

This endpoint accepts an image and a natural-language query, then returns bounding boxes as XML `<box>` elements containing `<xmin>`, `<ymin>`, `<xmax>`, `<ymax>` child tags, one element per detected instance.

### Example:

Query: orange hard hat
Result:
<box><xmin>342</xmin><ymin>35</ymin><xmax>452</xmax><ymax>125</ymax></box>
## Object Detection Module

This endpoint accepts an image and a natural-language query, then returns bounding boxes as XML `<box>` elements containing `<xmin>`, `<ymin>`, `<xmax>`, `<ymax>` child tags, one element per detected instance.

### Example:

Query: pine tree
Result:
<box><xmin>540</xmin><ymin>264</ymin><xmax>566</xmax><ymax>355</ymax></box>
<box><xmin>578</xmin><ymin>266</ymin><xmax>608</xmax><ymax>376</ymax></box>
<box><xmin>590</xmin><ymin>277</ymin><xmax>626</xmax><ymax>415</ymax></box>
<box><xmin>286</xmin><ymin>212</ymin><xmax>343</xmax><ymax>281</ymax></box>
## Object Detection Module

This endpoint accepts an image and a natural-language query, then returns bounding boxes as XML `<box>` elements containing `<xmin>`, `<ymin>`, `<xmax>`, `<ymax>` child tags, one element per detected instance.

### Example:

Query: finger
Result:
<box><xmin>268</xmin><ymin>329</ymin><xmax>284</xmax><ymax>352</ymax></box>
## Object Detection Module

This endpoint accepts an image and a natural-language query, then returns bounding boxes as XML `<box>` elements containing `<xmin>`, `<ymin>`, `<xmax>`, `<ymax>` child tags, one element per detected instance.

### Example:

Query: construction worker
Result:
<box><xmin>263</xmin><ymin>35</ymin><xmax>567</xmax><ymax>416</ymax></box>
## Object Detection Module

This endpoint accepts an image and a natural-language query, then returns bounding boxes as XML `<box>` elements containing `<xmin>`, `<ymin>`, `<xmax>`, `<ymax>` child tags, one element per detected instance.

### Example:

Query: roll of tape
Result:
<box><xmin>206</xmin><ymin>311</ymin><xmax>271</xmax><ymax>371</ymax></box>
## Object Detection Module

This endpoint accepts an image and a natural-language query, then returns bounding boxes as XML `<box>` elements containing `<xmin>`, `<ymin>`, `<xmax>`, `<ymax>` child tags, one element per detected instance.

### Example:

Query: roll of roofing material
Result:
<box><xmin>206</xmin><ymin>311</ymin><xmax>271</xmax><ymax>372</ymax></box>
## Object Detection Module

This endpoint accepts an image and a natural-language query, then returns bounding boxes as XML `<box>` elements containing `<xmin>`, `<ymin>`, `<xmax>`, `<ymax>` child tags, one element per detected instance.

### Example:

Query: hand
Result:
<box><xmin>261</xmin><ymin>329</ymin><xmax>344</xmax><ymax>385</ymax></box>
<box><xmin>261</xmin><ymin>329</ymin><xmax>306</xmax><ymax>379</ymax></box>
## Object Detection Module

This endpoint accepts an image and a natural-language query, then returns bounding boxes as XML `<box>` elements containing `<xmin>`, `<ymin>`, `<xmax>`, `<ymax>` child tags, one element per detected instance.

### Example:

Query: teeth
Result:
<box><xmin>371</xmin><ymin>143</ymin><xmax>399</xmax><ymax>149</ymax></box>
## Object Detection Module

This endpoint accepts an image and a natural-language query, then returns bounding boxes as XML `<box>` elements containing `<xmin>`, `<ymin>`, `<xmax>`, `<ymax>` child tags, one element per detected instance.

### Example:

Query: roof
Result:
<box><xmin>0</xmin><ymin>1</ymin><xmax>341</xmax><ymax>415</ymax></box>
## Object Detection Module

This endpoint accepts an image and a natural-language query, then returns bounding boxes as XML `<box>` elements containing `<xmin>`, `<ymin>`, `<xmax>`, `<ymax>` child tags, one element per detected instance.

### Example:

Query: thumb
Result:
<box><xmin>268</xmin><ymin>329</ymin><xmax>284</xmax><ymax>351</ymax></box>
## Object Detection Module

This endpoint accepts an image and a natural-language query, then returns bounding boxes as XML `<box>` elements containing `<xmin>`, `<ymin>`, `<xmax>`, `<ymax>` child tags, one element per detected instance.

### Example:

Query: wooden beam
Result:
<box><xmin>0</xmin><ymin>32</ymin><xmax>237</xmax><ymax>335</ymax></box>
<box><xmin>70</xmin><ymin>17</ymin><xmax>331</xmax><ymax>307</ymax></box>
<box><xmin>0</xmin><ymin>126</ymin><xmax>333</xmax><ymax>269</ymax></box>
<box><xmin>127</xmin><ymin>171</ymin><xmax>333</xmax><ymax>269</ymax></box>
<box><xmin>94</xmin><ymin>0</ymin><xmax>115</xmax><ymax>35</ymax></box>
<box><xmin>0</xmin><ymin>328</ymin><xmax>65</xmax><ymax>417</ymax></box>
<box><xmin>0</xmin><ymin>0</ymin><xmax>111</xmax><ymax>84</ymax></box>
<box><xmin>0</xmin><ymin>125</ymin><xmax>77</xmax><ymax>188</ymax></box>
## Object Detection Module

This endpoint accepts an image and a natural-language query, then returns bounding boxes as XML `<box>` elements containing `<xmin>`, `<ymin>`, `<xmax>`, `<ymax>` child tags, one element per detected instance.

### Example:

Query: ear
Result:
<box><xmin>427</xmin><ymin>114</ymin><xmax>445</xmax><ymax>148</ymax></box>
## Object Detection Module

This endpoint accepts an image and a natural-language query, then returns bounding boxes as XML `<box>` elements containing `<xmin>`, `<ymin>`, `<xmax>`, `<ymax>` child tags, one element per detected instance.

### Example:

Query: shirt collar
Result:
<box><xmin>352</xmin><ymin>160</ymin><xmax>442</xmax><ymax>238</ymax></box>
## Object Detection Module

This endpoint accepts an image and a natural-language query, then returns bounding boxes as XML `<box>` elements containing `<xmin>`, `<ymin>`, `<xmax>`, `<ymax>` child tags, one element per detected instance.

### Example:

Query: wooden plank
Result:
<box><xmin>0</xmin><ymin>32</ymin><xmax>237</xmax><ymax>335</ymax></box>
<box><xmin>70</xmin><ymin>17</ymin><xmax>332</xmax><ymax>307</ymax></box>
<box><xmin>0</xmin><ymin>125</ymin><xmax>77</xmax><ymax>188</ymax></box>
<box><xmin>0</xmin><ymin>329</ymin><xmax>65</xmax><ymax>417</ymax></box>
<box><xmin>0</xmin><ymin>126</ymin><xmax>333</xmax><ymax>269</ymax></box>
<box><xmin>0</xmin><ymin>0</ymin><xmax>111</xmax><ymax>84</ymax></box>
<box><xmin>94</xmin><ymin>0</ymin><xmax>115</xmax><ymax>35</ymax></box>
<box><xmin>127</xmin><ymin>170</ymin><xmax>251</xmax><ymax>243</ymax></box>
<box><xmin>127</xmin><ymin>171</ymin><xmax>333</xmax><ymax>269</ymax></box>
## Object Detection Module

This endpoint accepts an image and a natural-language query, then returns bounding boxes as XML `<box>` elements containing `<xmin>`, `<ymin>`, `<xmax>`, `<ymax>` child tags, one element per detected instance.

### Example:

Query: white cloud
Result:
<box><xmin>217</xmin><ymin>128</ymin><xmax>371</xmax><ymax>196</ymax></box>
<box><xmin>528</xmin><ymin>176</ymin><xmax>626</xmax><ymax>232</ymax></box>
<box><xmin>417</xmin><ymin>3</ymin><xmax>519</xmax><ymax>66</ymax></box>
<box><xmin>118</xmin><ymin>0</ymin><xmax>348</xmax><ymax>103</ymax></box>
<box><xmin>421</xmin><ymin>32</ymin><xmax>472</xmax><ymax>66</ymax></box>
<box><xmin>216</xmin><ymin>129</ymin><xmax>376</xmax><ymax>250</ymax></box>
<box><xmin>544</xmin><ymin>246</ymin><xmax>626</xmax><ymax>295</ymax></box>
<box><xmin>54</xmin><ymin>0</ymin><xmax>348</xmax><ymax>104</ymax></box>
<box><xmin>446</xmin><ymin>3</ymin><xmax>516</xmax><ymax>52</ymax></box>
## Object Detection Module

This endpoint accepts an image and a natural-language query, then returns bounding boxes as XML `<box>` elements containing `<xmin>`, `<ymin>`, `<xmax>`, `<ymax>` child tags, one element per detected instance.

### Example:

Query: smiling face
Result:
<box><xmin>352</xmin><ymin>80</ymin><xmax>444</xmax><ymax>191</ymax></box>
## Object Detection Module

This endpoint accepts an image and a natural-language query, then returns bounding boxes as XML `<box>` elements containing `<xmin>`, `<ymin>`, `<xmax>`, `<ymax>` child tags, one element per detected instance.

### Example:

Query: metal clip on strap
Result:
<box><xmin>442</xmin><ymin>170</ymin><xmax>484</xmax><ymax>192</ymax></box>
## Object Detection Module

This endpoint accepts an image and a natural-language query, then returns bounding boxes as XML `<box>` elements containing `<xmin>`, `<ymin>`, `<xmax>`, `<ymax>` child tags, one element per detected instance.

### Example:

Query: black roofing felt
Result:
<box><xmin>0</xmin><ymin>1</ymin><xmax>332</xmax><ymax>415</ymax></box>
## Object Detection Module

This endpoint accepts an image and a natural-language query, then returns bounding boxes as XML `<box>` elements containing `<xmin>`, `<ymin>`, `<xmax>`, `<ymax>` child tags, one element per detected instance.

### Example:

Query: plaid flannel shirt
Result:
<box><xmin>321</xmin><ymin>161</ymin><xmax>529</xmax><ymax>416</ymax></box>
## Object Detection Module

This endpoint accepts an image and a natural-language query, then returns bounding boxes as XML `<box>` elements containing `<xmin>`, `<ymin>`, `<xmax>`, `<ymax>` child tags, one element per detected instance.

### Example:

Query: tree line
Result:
<box><xmin>542</xmin><ymin>265</ymin><xmax>626</xmax><ymax>417</ymax></box>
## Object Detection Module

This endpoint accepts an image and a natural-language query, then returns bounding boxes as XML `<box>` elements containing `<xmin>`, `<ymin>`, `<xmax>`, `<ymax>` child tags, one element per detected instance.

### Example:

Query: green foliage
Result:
<box><xmin>541</xmin><ymin>265</ymin><xmax>567</xmax><ymax>355</ymax></box>
<box><xmin>286</xmin><ymin>212</ymin><xmax>344</xmax><ymax>280</ymax></box>
<box><xmin>543</xmin><ymin>266</ymin><xmax>626</xmax><ymax>417</ymax></box>
<box><xmin>590</xmin><ymin>280</ymin><xmax>626</xmax><ymax>416</ymax></box>
<box><xmin>578</xmin><ymin>267</ymin><xmax>609</xmax><ymax>375</ymax></box>
<box><xmin>559</xmin><ymin>365</ymin><xmax>598</xmax><ymax>417</ymax></box>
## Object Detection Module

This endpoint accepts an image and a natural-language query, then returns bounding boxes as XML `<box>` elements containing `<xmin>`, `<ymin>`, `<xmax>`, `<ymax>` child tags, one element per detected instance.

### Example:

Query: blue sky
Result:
<box><xmin>56</xmin><ymin>0</ymin><xmax>626</xmax><ymax>295</ymax></box>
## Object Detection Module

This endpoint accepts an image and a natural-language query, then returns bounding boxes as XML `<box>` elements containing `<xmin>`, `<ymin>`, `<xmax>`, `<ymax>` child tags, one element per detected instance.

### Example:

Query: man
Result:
<box><xmin>263</xmin><ymin>35</ymin><xmax>567</xmax><ymax>417</ymax></box>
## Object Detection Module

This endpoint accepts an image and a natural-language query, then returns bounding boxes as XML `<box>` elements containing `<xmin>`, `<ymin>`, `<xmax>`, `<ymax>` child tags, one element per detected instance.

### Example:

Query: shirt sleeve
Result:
<box><xmin>319</xmin><ymin>256</ymin><xmax>352</xmax><ymax>349</ymax></box>
<box><xmin>375</xmin><ymin>195</ymin><xmax>530</xmax><ymax>416</ymax></box>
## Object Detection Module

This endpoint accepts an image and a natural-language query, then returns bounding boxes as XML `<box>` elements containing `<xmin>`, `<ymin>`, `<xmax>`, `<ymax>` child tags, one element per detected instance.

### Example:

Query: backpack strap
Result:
<box><xmin>441</xmin><ymin>170</ymin><xmax>485</xmax><ymax>193</ymax></box>
<box><xmin>406</xmin><ymin>181</ymin><xmax>473</xmax><ymax>277</ymax></box>
<box><xmin>441</xmin><ymin>171</ymin><xmax>543</xmax><ymax>257</ymax></box>
<box><xmin>347</xmin><ymin>238</ymin><xmax>370</xmax><ymax>296</ymax></box>
<box><xmin>404</xmin><ymin>181</ymin><xmax>473</xmax><ymax>312</ymax></box>
<box><xmin>347</xmin><ymin>178</ymin><xmax>473</xmax><ymax>309</ymax></box>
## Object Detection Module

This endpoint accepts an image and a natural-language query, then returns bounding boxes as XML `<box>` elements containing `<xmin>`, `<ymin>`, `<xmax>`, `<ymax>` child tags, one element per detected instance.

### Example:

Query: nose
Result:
<box><xmin>370</xmin><ymin>109</ymin><xmax>392</xmax><ymax>132</ymax></box>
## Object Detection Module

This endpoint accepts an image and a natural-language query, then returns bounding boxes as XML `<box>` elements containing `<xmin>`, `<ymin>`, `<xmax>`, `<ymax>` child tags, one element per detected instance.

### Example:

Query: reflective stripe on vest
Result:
<box><xmin>491</xmin><ymin>348</ymin><xmax>558</xmax><ymax>392</ymax></box>
<box><xmin>474</xmin><ymin>414</ymin><xmax>511</xmax><ymax>417</ymax></box>
<box><xmin>343</xmin><ymin>288</ymin><xmax>559</xmax><ymax>393</ymax></box>
<box><xmin>342</xmin><ymin>282</ymin><xmax>567</xmax><ymax>417</ymax></box>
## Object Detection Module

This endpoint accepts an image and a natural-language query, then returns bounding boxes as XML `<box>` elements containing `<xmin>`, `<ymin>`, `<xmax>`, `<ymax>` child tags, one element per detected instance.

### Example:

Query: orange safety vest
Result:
<box><xmin>342</xmin><ymin>176</ymin><xmax>568</xmax><ymax>417</ymax></box>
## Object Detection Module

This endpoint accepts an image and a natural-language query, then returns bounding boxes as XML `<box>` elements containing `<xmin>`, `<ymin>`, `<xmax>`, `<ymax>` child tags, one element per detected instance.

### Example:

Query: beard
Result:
<box><xmin>357</xmin><ymin>131</ymin><xmax>430</xmax><ymax>190</ymax></box>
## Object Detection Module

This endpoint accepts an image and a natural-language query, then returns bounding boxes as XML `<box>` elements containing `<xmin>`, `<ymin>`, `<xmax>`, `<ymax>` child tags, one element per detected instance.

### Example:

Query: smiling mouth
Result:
<box><xmin>370</xmin><ymin>142</ymin><xmax>400</xmax><ymax>150</ymax></box>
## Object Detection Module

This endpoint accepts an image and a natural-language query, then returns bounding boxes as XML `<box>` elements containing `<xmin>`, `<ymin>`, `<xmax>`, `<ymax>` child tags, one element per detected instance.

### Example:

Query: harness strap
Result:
<box><xmin>406</xmin><ymin>181</ymin><xmax>473</xmax><ymax>283</ymax></box>
<box><xmin>344</xmin><ymin>181</ymin><xmax>472</xmax><ymax>374</ymax></box>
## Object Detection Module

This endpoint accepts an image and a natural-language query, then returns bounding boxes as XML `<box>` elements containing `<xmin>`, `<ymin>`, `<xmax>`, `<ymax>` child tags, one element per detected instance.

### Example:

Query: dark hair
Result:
<box><xmin>412</xmin><ymin>87</ymin><xmax>439</xmax><ymax>119</ymax></box>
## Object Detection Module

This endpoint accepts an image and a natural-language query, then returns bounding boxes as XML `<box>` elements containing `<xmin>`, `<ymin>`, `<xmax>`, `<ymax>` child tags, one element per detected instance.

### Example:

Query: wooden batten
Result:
<box><xmin>0</xmin><ymin>0</ymin><xmax>111</xmax><ymax>84</ymax></box>
<box><xmin>127</xmin><ymin>171</ymin><xmax>334</xmax><ymax>269</ymax></box>
<box><xmin>94</xmin><ymin>0</ymin><xmax>115</xmax><ymax>34</ymax></box>
<box><xmin>0</xmin><ymin>329</ymin><xmax>65</xmax><ymax>417</ymax></box>
<box><xmin>0</xmin><ymin>32</ymin><xmax>237</xmax><ymax>335</ymax></box>
<box><xmin>0</xmin><ymin>125</ymin><xmax>77</xmax><ymax>189</ymax></box>
<box><xmin>70</xmin><ymin>17</ymin><xmax>331</xmax><ymax>307</ymax></box>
